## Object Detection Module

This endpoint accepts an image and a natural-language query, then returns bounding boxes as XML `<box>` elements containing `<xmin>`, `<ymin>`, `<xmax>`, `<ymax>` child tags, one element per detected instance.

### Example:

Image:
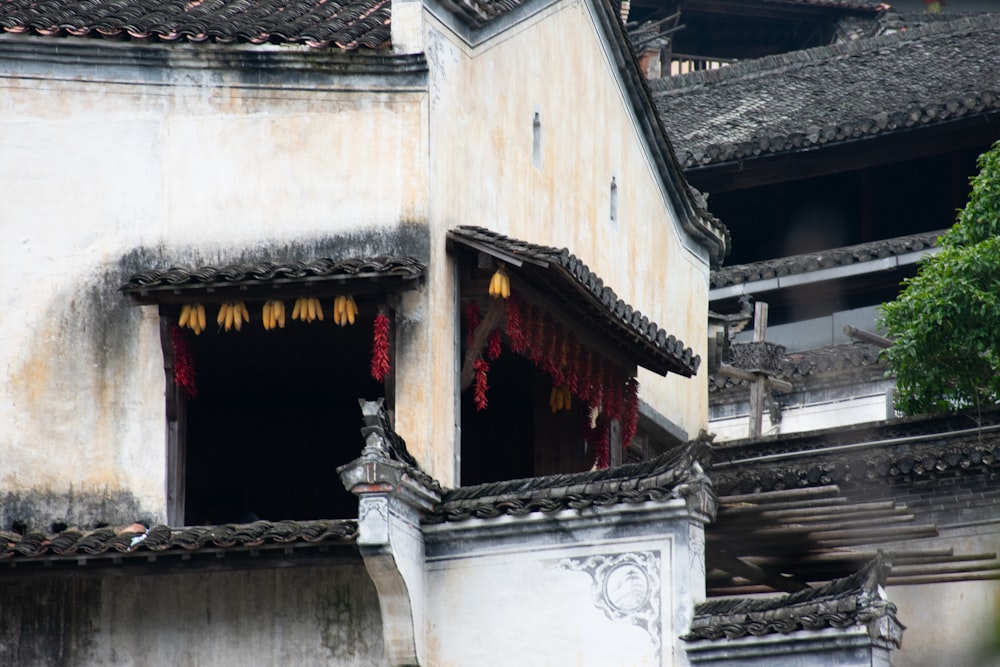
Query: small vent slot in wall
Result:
<box><xmin>532</xmin><ymin>112</ymin><xmax>542</xmax><ymax>168</ymax></box>
<box><xmin>610</xmin><ymin>177</ymin><xmax>619</xmax><ymax>227</ymax></box>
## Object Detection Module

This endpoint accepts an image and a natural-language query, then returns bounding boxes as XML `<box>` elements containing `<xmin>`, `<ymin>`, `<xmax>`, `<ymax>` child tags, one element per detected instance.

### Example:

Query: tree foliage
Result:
<box><xmin>880</xmin><ymin>141</ymin><xmax>1000</xmax><ymax>415</ymax></box>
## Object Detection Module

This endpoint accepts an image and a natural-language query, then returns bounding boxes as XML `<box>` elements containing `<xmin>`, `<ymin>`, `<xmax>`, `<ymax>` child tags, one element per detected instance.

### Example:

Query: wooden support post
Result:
<box><xmin>748</xmin><ymin>302</ymin><xmax>768</xmax><ymax>439</ymax></box>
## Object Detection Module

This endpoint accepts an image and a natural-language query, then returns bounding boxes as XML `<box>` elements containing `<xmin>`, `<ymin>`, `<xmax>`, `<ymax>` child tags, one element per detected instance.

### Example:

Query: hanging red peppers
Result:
<box><xmin>371</xmin><ymin>311</ymin><xmax>391</xmax><ymax>382</ymax></box>
<box><xmin>487</xmin><ymin>328</ymin><xmax>502</xmax><ymax>361</ymax></box>
<box><xmin>621</xmin><ymin>378</ymin><xmax>640</xmax><ymax>449</ymax></box>
<box><xmin>593</xmin><ymin>413</ymin><xmax>610</xmax><ymax>469</ymax></box>
<box><xmin>505</xmin><ymin>295</ymin><xmax>528</xmax><ymax>354</ymax></box>
<box><xmin>464</xmin><ymin>300</ymin><xmax>482</xmax><ymax>347</ymax></box>
<box><xmin>473</xmin><ymin>359</ymin><xmax>490</xmax><ymax>410</ymax></box>
<box><xmin>171</xmin><ymin>325</ymin><xmax>197</xmax><ymax>399</ymax></box>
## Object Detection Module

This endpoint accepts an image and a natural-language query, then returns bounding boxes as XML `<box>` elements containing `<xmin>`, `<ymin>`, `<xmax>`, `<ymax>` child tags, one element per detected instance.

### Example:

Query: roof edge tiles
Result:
<box><xmin>710</xmin><ymin>230</ymin><xmax>943</xmax><ymax>292</ymax></box>
<box><xmin>710</xmin><ymin>408</ymin><xmax>1000</xmax><ymax>495</ymax></box>
<box><xmin>0</xmin><ymin>0</ymin><xmax>393</xmax><ymax>50</ymax></box>
<box><xmin>0</xmin><ymin>519</ymin><xmax>359</xmax><ymax>572</ymax></box>
<box><xmin>685</xmin><ymin>556</ymin><xmax>903</xmax><ymax>644</ymax></box>
<box><xmin>425</xmin><ymin>433</ymin><xmax>716</xmax><ymax>524</ymax></box>
<box><xmin>448</xmin><ymin>226</ymin><xmax>700</xmax><ymax>377</ymax></box>
<box><xmin>652</xmin><ymin>14</ymin><xmax>1000</xmax><ymax>169</ymax></box>
<box><xmin>122</xmin><ymin>255</ymin><xmax>426</xmax><ymax>304</ymax></box>
<box><xmin>709</xmin><ymin>342</ymin><xmax>886</xmax><ymax>394</ymax></box>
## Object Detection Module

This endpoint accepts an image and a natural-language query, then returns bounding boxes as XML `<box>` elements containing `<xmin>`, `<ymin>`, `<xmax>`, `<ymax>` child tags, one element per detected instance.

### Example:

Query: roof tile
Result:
<box><xmin>0</xmin><ymin>0</ymin><xmax>391</xmax><ymax>49</ymax></box>
<box><xmin>652</xmin><ymin>15</ymin><xmax>1000</xmax><ymax>168</ymax></box>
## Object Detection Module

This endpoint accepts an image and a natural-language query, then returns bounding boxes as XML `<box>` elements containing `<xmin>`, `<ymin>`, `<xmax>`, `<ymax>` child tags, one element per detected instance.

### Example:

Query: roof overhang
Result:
<box><xmin>448</xmin><ymin>226</ymin><xmax>700</xmax><ymax>377</ymax></box>
<box><xmin>121</xmin><ymin>256</ymin><xmax>426</xmax><ymax>305</ymax></box>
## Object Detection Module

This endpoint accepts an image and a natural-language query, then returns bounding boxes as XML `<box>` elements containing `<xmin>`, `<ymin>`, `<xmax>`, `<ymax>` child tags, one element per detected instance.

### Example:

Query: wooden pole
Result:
<box><xmin>748</xmin><ymin>301</ymin><xmax>768</xmax><ymax>439</ymax></box>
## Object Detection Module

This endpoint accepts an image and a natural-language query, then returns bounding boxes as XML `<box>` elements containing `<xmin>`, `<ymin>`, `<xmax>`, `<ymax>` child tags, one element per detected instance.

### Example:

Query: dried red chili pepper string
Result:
<box><xmin>621</xmin><ymin>378</ymin><xmax>640</xmax><ymax>449</ymax></box>
<box><xmin>171</xmin><ymin>325</ymin><xmax>197</xmax><ymax>399</ymax></box>
<box><xmin>505</xmin><ymin>295</ymin><xmax>527</xmax><ymax>354</ymax></box>
<box><xmin>464</xmin><ymin>300</ymin><xmax>481</xmax><ymax>347</ymax></box>
<box><xmin>473</xmin><ymin>359</ymin><xmax>490</xmax><ymax>411</ymax></box>
<box><xmin>371</xmin><ymin>312</ymin><xmax>391</xmax><ymax>382</ymax></box>
<box><xmin>593</xmin><ymin>413</ymin><xmax>610</xmax><ymax>469</ymax></box>
<box><xmin>487</xmin><ymin>328</ymin><xmax>502</xmax><ymax>361</ymax></box>
<box><xmin>565</xmin><ymin>339</ymin><xmax>581</xmax><ymax>396</ymax></box>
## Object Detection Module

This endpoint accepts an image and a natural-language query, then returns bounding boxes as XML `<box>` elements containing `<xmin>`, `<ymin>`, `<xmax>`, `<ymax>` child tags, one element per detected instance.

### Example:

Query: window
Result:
<box><xmin>124</xmin><ymin>257</ymin><xmax>424</xmax><ymax>525</ymax></box>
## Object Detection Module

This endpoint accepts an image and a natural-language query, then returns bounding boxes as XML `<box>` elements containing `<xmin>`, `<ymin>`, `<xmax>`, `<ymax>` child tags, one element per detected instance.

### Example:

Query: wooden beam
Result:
<box><xmin>459</xmin><ymin>297</ymin><xmax>506</xmax><ymax>391</ymax></box>
<box><xmin>707</xmin><ymin>549</ymin><xmax>810</xmax><ymax>593</ymax></box>
<box><xmin>843</xmin><ymin>325</ymin><xmax>893</xmax><ymax>349</ymax></box>
<box><xmin>748</xmin><ymin>301</ymin><xmax>768</xmax><ymax>439</ymax></box>
<box><xmin>716</xmin><ymin>364</ymin><xmax>793</xmax><ymax>392</ymax></box>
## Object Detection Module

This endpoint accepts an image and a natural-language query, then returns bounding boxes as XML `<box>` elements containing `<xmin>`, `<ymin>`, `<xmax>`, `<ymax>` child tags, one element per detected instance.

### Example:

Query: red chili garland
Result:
<box><xmin>621</xmin><ymin>378</ymin><xmax>640</xmax><ymax>449</ymax></box>
<box><xmin>593</xmin><ymin>413</ymin><xmax>610</xmax><ymax>469</ymax></box>
<box><xmin>371</xmin><ymin>312</ymin><xmax>391</xmax><ymax>382</ymax></box>
<box><xmin>487</xmin><ymin>328</ymin><xmax>502</xmax><ymax>361</ymax></box>
<box><xmin>505</xmin><ymin>295</ymin><xmax>528</xmax><ymax>354</ymax></box>
<box><xmin>565</xmin><ymin>339</ymin><xmax>581</xmax><ymax>395</ymax></box>
<box><xmin>171</xmin><ymin>325</ymin><xmax>197</xmax><ymax>399</ymax></box>
<box><xmin>473</xmin><ymin>359</ymin><xmax>490</xmax><ymax>411</ymax></box>
<box><xmin>464</xmin><ymin>301</ymin><xmax>482</xmax><ymax>347</ymax></box>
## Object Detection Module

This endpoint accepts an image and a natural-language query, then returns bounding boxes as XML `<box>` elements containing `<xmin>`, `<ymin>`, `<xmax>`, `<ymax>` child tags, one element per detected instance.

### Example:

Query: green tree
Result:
<box><xmin>880</xmin><ymin>141</ymin><xmax>1000</xmax><ymax>415</ymax></box>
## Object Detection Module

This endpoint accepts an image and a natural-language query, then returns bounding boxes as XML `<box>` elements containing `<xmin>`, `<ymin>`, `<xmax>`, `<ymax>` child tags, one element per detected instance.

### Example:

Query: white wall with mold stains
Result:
<box><xmin>0</xmin><ymin>561</ymin><xmax>388</xmax><ymax>666</ymax></box>
<box><xmin>0</xmin><ymin>0</ymin><xmax>720</xmax><ymax>525</ymax></box>
<box><xmin>0</xmin><ymin>46</ymin><xmax>431</xmax><ymax>527</ymax></box>
<box><xmin>422</xmin><ymin>500</ymin><xmax>710</xmax><ymax>667</ymax></box>
<box><xmin>422</xmin><ymin>0</ymin><xmax>712</xmax><ymax>466</ymax></box>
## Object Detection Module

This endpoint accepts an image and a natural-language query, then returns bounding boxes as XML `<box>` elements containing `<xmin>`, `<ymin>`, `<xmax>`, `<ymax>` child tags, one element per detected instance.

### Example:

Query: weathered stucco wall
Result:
<box><xmin>424</xmin><ymin>0</ymin><xmax>711</xmax><ymax>448</ymax></box>
<box><xmin>423</xmin><ymin>501</ymin><xmax>709</xmax><ymax>667</ymax></box>
<box><xmin>0</xmin><ymin>44</ymin><xmax>431</xmax><ymax>526</ymax></box>
<box><xmin>0</xmin><ymin>562</ymin><xmax>386</xmax><ymax>666</ymax></box>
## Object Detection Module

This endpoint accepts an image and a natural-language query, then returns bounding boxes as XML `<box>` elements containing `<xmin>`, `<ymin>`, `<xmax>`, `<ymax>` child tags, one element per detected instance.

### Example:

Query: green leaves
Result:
<box><xmin>879</xmin><ymin>141</ymin><xmax>1000</xmax><ymax>415</ymax></box>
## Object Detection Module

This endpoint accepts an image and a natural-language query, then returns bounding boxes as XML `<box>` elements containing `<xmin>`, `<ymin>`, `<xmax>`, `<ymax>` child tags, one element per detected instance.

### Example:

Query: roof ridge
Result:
<box><xmin>652</xmin><ymin>14</ymin><xmax>1000</xmax><ymax>95</ymax></box>
<box><xmin>712</xmin><ymin>229</ymin><xmax>943</xmax><ymax>282</ymax></box>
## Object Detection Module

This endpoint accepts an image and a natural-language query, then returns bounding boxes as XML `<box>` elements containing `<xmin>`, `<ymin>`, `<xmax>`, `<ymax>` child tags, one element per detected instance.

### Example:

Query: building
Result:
<box><xmin>650</xmin><ymin>6</ymin><xmax>1000</xmax><ymax>667</ymax></box>
<box><xmin>0</xmin><ymin>0</ymin><xmax>749</xmax><ymax>663</ymax></box>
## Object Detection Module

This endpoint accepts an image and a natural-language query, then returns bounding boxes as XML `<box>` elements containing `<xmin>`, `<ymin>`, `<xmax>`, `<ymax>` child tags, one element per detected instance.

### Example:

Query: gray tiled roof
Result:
<box><xmin>710</xmin><ymin>230</ymin><xmax>941</xmax><ymax>290</ymax></box>
<box><xmin>710</xmin><ymin>342</ymin><xmax>886</xmax><ymax>393</ymax></box>
<box><xmin>711</xmin><ymin>409</ymin><xmax>1000</xmax><ymax>495</ymax></box>
<box><xmin>449</xmin><ymin>226</ymin><xmax>700</xmax><ymax>377</ymax></box>
<box><xmin>425</xmin><ymin>435</ymin><xmax>714</xmax><ymax>523</ymax></box>
<box><xmin>0</xmin><ymin>0</ymin><xmax>392</xmax><ymax>49</ymax></box>
<box><xmin>122</xmin><ymin>255</ymin><xmax>425</xmax><ymax>301</ymax></box>
<box><xmin>685</xmin><ymin>556</ymin><xmax>901</xmax><ymax>642</ymax></box>
<box><xmin>652</xmin><ymin>15</ymin><xmax>1000</xmax><ymax>169</ymax></box>
<box><xmin>0</xmin><ymin>519</ymin><xmax>358</xmax><ymax>564</ymax></box>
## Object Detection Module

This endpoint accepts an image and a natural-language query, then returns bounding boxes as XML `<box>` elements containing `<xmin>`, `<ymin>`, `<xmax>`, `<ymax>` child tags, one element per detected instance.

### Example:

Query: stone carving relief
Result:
<box><xmin>557</xmin><ymin>551</ymin><xmax>662</xmax><ymax>656</ymax></box>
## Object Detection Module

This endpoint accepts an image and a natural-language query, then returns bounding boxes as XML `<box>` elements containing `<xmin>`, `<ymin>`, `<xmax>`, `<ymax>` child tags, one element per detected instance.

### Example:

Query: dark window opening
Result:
<box><xmin>460</xmin><ymin>348</ymin><xmax>593</xmax><ymax>486</ymax></box>
<box><xmin>179</xmin><ymin>300</ymin><xmax>385</xmax><ymax>525</ymax></box>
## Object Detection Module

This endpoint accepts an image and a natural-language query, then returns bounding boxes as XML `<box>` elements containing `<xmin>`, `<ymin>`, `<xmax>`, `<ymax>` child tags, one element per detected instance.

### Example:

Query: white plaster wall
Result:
<box><xmin>424</xmin><ymin>0</ymin><xmax>712</xmax><ymax>446</ymax></box>
<box><xmin>710</xmin><ymin>391</ymin><xmax>892</xmax><ymax>442</ymax></box>
<box><xmin>423</xmin><ymin>503</ymin><xmax>708</xmax><ymax>667</ymax></box>
<box><xmin>0</xmin><ymin>49</ymin><xmax>429</xmax><ymax>522</ymax></box>
<box><xmin>884</xmin><ymin>527</ymin><xmax>1000</xmax><ymax>667</ymax></box>
<box><xmin>0</xmin><ymin>562</ymin><xmax>387</xmax><ymax>666</ymax></box>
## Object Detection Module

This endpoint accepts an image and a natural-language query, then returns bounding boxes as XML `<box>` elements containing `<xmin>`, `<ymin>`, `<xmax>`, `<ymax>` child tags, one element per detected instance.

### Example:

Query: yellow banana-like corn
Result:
<box><xmin>347</xmin><ymin>296</ymin><xmax>357</xmax><ymax>325</ymax></box>
<box><xmin>239</xmin><ymin>301</ymin><xmax>250</xmax><ymax>323</ymax></box>
<box><xmin>196</xmin><ymin>304</ymin><xmax>206</xmax><ymax>333</ymax></box>
<box><xmin>489</xmin><ymin>266</ymin><xmax>510</xmax><ymax>299</ymax></box>
<box><xmin>217</xmin><ymin>303</ymin><xmax>228</xmax><ymax>327</ymax></box>
<box><xmin>224</xmin><ymin>302</ymin><xmax>235</xmax><ymax>331</ymax></box>
<box><xmin>262</xmin><ymin>301</ymin><xmax>272</xmax><ymax>331</ymax></box>
<box><xmin>274</xmin><ymin>300</ymin><xmax>285</xmax><ymax>328</ymax></box>
<box><xmin>313</xmin><ymin>298</ymin><xmax>324</xmax><ymax>322</ymax></box>
<box><xmin>292</xmin><ymin>297</ymin><xmax>304</xmax><ymax>321</ymax></box>
<box><xmin>179</xmin><ymin>304</ymin><xmax>191</xmax><ymax>328</ymax></box>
